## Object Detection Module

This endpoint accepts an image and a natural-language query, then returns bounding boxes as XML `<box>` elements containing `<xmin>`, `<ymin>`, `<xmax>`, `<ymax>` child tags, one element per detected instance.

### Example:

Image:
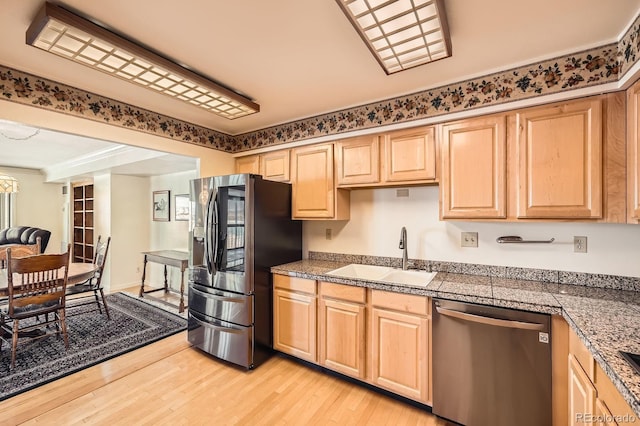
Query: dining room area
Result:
<box><xmin>0</xmin><ymin>161</ymin><xmax>191</xmax><ymax>404</ymax></box>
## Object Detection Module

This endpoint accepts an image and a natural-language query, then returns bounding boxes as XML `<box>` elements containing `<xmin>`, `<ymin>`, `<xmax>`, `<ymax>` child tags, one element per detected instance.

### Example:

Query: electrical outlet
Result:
<box><xmin>396</xmin><ymin>188</ymin><xmax>409</xmax><ymax>197</ymax></box>
<box><xmin>461</xmin><ymin>232</ymin><xmax>478</xmax><ymax>248</ymax></box>
<box><xmin>325</xmin><ymin>228</ymin><xmax>332</xmax><ymax>240</ymax></box>
<box><xmin>574</xmin><ymin>236</ymin><xmax>587</xmax><ymax>253</ymax></box>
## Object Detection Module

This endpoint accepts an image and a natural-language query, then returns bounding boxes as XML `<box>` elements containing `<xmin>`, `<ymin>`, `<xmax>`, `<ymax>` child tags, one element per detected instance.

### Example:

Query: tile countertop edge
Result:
<box><xmin>271</xmin><ymin>260</ymin><xmax>640</xmax><ymax>418</ymax></box>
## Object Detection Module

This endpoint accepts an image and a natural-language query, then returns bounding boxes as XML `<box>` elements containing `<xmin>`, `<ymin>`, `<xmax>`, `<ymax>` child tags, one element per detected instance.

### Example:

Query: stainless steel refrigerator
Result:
<box><xmin>187</xmin><ymin>174</ymin><xmax>302</xmax><ymax>369</ymax></box>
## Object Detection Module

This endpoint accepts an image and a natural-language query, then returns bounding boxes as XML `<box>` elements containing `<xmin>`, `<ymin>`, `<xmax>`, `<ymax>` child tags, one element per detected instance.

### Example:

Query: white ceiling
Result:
<box><xmin>0</xmin><ymin>0</ymin><xmax>639</xmax><ymax>178</ymax></box>
<box><xmin>0</xmin><ymin>119</ymin><xmax>198</xmax><ymax>182</ymax></box>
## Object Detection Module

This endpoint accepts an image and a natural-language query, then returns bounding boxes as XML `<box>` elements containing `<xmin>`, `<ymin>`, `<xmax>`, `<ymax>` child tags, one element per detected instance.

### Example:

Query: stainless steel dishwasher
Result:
<box><xmin>432</xmin><ymin>299</ymin><xmax>551</xmax><ymax>426</ymax></box>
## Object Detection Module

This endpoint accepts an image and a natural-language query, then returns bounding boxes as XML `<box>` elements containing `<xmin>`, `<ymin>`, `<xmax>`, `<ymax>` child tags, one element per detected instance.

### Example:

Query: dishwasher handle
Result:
<box><xmin>435</xmin><ymin>306</ymin><xmax>546</xmax><ymax>331</ymax></box>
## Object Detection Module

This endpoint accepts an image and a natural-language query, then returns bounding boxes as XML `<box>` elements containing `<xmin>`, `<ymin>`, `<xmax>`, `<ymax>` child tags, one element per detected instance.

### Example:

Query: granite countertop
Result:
<box><xmin>271</xmin><ymin>259</ymin><xmax>640</xmax><ymax>417</ymax></box>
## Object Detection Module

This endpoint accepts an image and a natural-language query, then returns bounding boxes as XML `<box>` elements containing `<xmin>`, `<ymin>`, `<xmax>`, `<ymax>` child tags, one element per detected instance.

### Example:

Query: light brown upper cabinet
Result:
<box><xmin>336</xmin><ymin>126</ymin><xmax>437</xmax><ymax>188</ymax></box>
<box><xmin>628</xmin><ymin>79</ymin><xmax>640</xmax><ymax>223</ymax></box>
<box><xmin>440</xmin><ymin>115</ymin><xmax>507</xmax><ymax>219</ymax></box>
<box><xmin>235</xmin><ymin>150</ymin><xmax>290</xmax><ymax>182</ymax></box>
<box><xmin>383</xmin><ymin>126</ymin><xmax>437</xmax><ymax>183</ymax></box>
<box><xmin>336</xmin><ymin>135</ymin><xmax>380</xmax><ymax>185</ymax></box>
<box><xmin>235</xmin><ymin>155</ymin><xmax>260</xmax><ymax>175</ymax></box>
<box><xmin>440</xmin><ymin>94</ymin><xmax>625</xmax><ymax>222</ymax></box>
<box><xmin>260</xmin><ymin>150</ymin><xmax>290</xmax><ymax>182</ymax></box>
<box><xmin>515</xmin><ymin>98</ymin><xmax>602</xmax><ymax>219</ymax></box>
<box><xmin>291</xmin><ymin>143</ymin><xmax>350</xmax><ymax>220</ymax></box>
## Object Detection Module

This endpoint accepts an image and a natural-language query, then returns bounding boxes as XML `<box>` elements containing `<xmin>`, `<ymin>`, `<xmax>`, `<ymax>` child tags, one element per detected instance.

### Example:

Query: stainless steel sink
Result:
<box><xmin>326</xmin><ymin>264</ymin><xmax>436</xmax><ymax>288</ymax></box>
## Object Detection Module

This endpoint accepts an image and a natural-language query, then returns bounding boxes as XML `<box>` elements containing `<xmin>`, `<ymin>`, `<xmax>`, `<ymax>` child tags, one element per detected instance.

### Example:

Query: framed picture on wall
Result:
<box><xmin>174</xmin><ymin>193</ymin><xmax>189</xmax><ymax>221</ymax></box>
<box><xmin>153</xmin><ymin>190</ymin><xmax>170</xmax><ymax>221</ymax></box>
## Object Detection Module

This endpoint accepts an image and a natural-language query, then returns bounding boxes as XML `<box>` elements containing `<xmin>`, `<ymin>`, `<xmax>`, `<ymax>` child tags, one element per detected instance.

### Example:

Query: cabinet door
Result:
<box><xmin>628</xmin><ymin>81</ymin><xmax>640</xmax><ymax>222</ymax></box>
<box><xmin>594</xmin><ymin>398</ymin><xmax>616</xmax><ymax>426</ymax></box>
<box><xmin>336</xmin><ymin>136</ymin><xmax>380</xmax><ymax>186</ymax></box>
<box><xmin>440</xmin><ymin>115</ymin><xmax>507</xmax><ymax>219</ymax></box>
<box><xmin>236</xmin><ymin>155</ymin><xmax>260</xmax><ymax>175</ymax></box>
<box><xmin>370</xmin><ymin>307</ymin><xmax>429</xmax><ymax>403</ymax></box>
<box><xmin>273</xmin><ymin>288</ymin><xmax>317</xmax><ymax>362</ymax></box>
<box><xmin>291</xmin><ymin>144</ymin><xmax>335</xmax><ymax>218</ymax></box>
<box><xmin>383</xmin><ymin>126</ymin><xmax>436</xmax><ymax>182</ymax></box>
<box><xmin>569</xmin><ymin>354</ymin><xmax>596</xmax><ymax>426</ymax></box>
<box><xmin>516</xmin><ymin>99</ymin><xmax>602</xmax><ymax>218</ymax></box>
<box><xmin>261</xmin><ymin>150</ymin><xmax>290</xmax><ymax>182</ymax></box>
<box><xmin>319</xmin><ymin>297</ymin><xmax>366</xmax><ymax>379</ymax></box>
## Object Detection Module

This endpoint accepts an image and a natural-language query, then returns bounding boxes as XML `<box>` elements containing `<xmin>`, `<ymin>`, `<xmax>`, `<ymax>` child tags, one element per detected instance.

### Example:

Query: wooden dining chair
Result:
<box><xmin>0</xmin><ymin>244</ymin><xmax>70</xmax><ymax>368</ymax></box>
<box><xmin>0</xmin><ymin>237</ymin><xmax>41</xmax><ymax>269</ymax></box>
<box><xmin>66</xmin><ymin>236</ymin><xmax>111</xmax><ymax>319</ymax></box>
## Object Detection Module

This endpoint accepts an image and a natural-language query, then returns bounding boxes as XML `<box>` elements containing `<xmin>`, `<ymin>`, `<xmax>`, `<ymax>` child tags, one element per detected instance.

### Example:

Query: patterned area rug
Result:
<box><xmin>0</xmin><ymin>292</ymin><xmax>187</xmax><ymax>401</ymax></box>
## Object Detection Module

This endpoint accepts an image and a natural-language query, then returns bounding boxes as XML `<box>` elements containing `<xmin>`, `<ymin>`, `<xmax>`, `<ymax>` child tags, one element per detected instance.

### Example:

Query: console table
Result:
<box><xmin>139</xmin><ymin>250</ymin><xmax>189</xmax><ymax>313</ymax></box>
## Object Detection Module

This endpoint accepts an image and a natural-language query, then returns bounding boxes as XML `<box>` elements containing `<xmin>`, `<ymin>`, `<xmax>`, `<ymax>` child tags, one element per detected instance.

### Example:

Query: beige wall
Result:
<box><xmin>91</xmin><ymin>173</ymin><xmax>151</xmax><ymax>292</ymax></box>
<box><xmin>0</xmin><ymin>166</ymin><xmax>64</xmax><ymax>253</ymax></box>
<box><xmin>305</xmin><ymin>186</ymin><xmax>640</xmax><ymax>278</ymax></box>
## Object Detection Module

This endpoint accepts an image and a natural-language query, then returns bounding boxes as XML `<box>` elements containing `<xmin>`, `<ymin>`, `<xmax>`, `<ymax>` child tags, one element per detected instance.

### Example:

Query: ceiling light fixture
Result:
<box><xmin>335</xmin><ymin>0</ymin><xmax>451</xmax><ymax>74</ymax></box>
<box><xmin>26</xmin><ymin>2</ymin><xmax>259</xmax><ymax>119</ymax></box>
<box><xmin>0</xmin><ymin>175</ymin><xmax>19</xmax><ymax>194</ymax></box>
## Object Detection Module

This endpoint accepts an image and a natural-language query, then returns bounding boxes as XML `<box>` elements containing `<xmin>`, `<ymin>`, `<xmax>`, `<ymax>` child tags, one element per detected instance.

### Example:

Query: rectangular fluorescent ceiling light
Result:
<box><xmin>336</xmin><ymin>0</ymin><xmax>451</xmax><ymax>74</ymax></box>
<box><xmin>26</xmin><ymin>2</ymin><xmax>259</xmax><ymax>119</ymax></box>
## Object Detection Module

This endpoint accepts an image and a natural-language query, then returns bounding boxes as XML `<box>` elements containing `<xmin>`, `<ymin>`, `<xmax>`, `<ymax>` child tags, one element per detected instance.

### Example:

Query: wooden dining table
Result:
<box><xmin>0</xmin><ymin>262</ymin><xmax>99</xmax><ymax>297</ymax></box>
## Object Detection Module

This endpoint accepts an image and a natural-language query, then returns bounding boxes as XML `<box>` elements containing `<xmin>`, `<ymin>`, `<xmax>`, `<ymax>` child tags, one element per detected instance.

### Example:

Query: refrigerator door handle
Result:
<box><xmin>435</xmin><ymin>306</ymin><xmax>546</xmax><ymax>331</ymax></box>
<box><xmin>204</xmin><ymin>188</ymin><xmax>217</xmax><ymax>275</ymax></box>
<box><xmin>213</xmin><ymin>193</ymin><xmax>221</xmax><ymax>271</ymax></box>
<box><xmin>191</xmin><ymin>286</ymin><xmax>246</xmax><ymax>303</ymax></box>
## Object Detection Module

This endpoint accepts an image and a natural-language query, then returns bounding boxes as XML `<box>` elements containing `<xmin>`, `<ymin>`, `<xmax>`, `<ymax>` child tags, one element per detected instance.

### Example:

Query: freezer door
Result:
<box><xmin>188</xmin><ymin>283</ymin><xmax>253</xmax><ymax>327</ymax></box>
<box><xmin>188</xmin><ymin>310</ymin><xmax>253</xmax><ymax>369</ymax></box>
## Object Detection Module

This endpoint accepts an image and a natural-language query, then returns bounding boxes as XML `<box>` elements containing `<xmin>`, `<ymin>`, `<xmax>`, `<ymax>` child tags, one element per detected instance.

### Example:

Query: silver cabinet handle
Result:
<box><xmin>435</xmin><ymin>306</ymin><xmax>545</xmax><ymax>331</ymax></box>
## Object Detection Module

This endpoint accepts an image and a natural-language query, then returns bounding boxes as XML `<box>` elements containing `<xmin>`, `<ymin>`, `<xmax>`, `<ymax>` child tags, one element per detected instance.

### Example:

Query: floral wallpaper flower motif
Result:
<box><xmin>620</xmin><ymin>12</ymin><xmax>640</xmax><ymax>77</ymax></box>
<box><xmin>0</xmin><ymin>65</ymin><xmax>236</xmax><ymax>152</ymax></box>
<box><xmin>1</xmin><ymin>11</ymin><xmax>640</xmax><ymax>155</ymax></box>
<box><xmin>235</xmin><ymin>43</ymin><xmax>623</xmax><ymax>152</ymax></box>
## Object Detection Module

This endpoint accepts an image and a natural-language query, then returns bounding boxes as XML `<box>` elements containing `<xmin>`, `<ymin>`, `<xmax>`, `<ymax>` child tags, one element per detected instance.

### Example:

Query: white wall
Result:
<box><xmin>305</xmin><ymin>186</ymin><xmax>640</xmax><ymax>278</ymax></box>
<box><xmin>1</xmin><ymin>166</ymin><xmax>64</xmax><ymax>253</ymax></box>
<box><xmin>146</xmin><ymin>170</ymin><xmax>197</xmax><ymax>289</ymax></box>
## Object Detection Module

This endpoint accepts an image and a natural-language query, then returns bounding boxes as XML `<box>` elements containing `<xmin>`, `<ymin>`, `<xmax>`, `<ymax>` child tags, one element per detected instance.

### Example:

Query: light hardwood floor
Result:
<box><xmin>0</xmin><ymin>289</ymin><xmax>453</xmax><ymax>426</ymax></box>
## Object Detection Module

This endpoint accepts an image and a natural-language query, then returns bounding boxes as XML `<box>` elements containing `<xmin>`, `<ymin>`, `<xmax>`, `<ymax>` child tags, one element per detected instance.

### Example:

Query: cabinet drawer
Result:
<box><xmin>320</xmin><ymin>282</ymin><xmax>366</xmax><ymax>304</ymax></box>
<box><xmin>370</xmin><ymin>290</ymin><xmax>429</xmax><ymax>316</ymax></box>
<box><xmin>273</xmin><ymin>274</ymin><xmax>316</xmax><ymax>294</ymax></box>
<box><xmin>569</xmin><ymin>330</ymin><xmax>595</xmax><ymax>381</ymax></box>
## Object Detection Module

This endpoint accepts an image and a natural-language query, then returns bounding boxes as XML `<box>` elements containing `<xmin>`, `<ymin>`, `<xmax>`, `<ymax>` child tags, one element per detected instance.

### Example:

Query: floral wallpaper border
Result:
<box><xmin>1</xmin><ymin>11</ymin><xmax>639</xmax><ymax>154</ymax></box>
<box><xmin>0</xmin><ymin>65</ymin><xmax>237</xmax><ymax>152</ymax></box>
<box><xmin>620</xmin><ymin>12</ymin><xmax>640</xmax><ymax>77</ymax></box>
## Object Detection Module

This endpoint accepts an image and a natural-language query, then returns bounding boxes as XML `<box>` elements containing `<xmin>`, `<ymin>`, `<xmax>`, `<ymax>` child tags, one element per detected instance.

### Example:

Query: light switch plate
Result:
<box><xmin>461</xmin><ymin>232</ymin><xmax>478</xmax><ymax>248</ymax></box>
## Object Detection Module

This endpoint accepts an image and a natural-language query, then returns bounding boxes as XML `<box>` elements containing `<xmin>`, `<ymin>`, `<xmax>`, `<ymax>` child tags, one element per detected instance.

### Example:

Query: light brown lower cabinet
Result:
<box><xmin>272</xmin><ymin>275</ymin><xmax>431</xmax><ymax>405</ymax></box>
<box><xmin>273</xmin><ymin>275</ymin><xmax>317</xmax><ymax>363</ymax></box>
<box><xmin>318</xmin><ymin>282</ymin><xmax>366</xmax><ymax>379</ymax></box>
<box><xmin>369</xmin><ymin>290</ymin><xmax>431</xmax><ymax>404</ymax></box>
<box><xmin>567</xmin><ymin>327</ymin><xmax>635</xmax><ymax>426</ymax></box>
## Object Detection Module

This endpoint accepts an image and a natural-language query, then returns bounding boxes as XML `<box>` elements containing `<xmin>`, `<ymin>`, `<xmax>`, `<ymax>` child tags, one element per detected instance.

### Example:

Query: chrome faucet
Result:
<box><xmin>399</xmin><ymin>227</ymin><xmax>408</xmax><ymax>270</ymax></box>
